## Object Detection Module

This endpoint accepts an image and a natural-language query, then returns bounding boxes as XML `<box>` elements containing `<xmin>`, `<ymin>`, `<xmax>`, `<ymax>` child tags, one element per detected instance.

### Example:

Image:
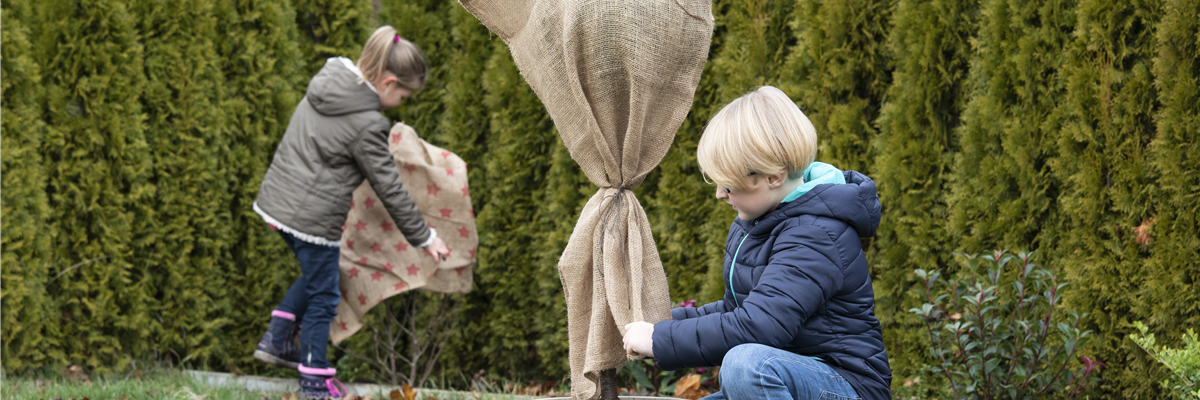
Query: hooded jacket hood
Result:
<box><xmin>742</xmin><ymin>169</ymin><xmax>881</xmax><ymax>239</ymax></box>
<box><xmin>306</xmin><ymin>57</ymin><xmax>382</xmax><ymax>116</ymax></box>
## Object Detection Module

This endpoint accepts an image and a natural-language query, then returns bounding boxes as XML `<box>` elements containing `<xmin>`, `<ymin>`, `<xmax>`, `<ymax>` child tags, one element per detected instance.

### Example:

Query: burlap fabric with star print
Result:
<box><xmin>330</xmin><ymin>122</ymin><xmax>476</xmax><ymax>344</ymax></box>
<box><xmin>458</xmin><ymin>1</ymin><xmax>713</xmax><ymax>398</ymax></box>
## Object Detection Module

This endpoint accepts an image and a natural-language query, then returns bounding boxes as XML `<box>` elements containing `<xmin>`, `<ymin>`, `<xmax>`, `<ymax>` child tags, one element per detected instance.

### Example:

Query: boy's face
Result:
<box><xmin>715</xmin><ymin>173</ymin><xmax>787</xmax><ymax>222</ymax></box>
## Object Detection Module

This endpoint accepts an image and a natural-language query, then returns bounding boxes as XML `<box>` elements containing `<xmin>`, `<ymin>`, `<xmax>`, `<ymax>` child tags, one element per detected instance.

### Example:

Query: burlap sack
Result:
<box><xmin>458</xmin><ymin>1</ymin><xmax>713</xmax><ymax>398</ymax></box>
<box><xmin>331</xmin><ymin>122</ymin><xmax>477</xmax><ymax>344</ymax></box>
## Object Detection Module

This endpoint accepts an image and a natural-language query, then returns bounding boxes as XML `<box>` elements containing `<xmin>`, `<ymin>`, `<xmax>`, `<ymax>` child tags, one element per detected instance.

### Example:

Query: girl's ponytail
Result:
<box><xmin>358</xmin><ymin>26</ymin><xmax>428</xmax><ymax>91</ymax></box>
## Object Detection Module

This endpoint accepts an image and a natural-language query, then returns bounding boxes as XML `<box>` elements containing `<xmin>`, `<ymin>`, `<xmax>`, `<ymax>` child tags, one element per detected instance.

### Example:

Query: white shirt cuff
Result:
<box><xmin>417</xmin><ymin>228</ymin><xmax>438</xmax><ymax>248</ymax></box>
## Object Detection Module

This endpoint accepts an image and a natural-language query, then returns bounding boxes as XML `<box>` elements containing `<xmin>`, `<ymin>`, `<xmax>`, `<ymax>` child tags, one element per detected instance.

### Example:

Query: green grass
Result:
<box><xmin>0</xmin><ymin>367</ymin><xmax>557</xmax><ymax>400</ymax></box>
<box><xmin>1</xmin><ymin>368</ymin><xmax>283</xmax><ymax>400</ymax></box>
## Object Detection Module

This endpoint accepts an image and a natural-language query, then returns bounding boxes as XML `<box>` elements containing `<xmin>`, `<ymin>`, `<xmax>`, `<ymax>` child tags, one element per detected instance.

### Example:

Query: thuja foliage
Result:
<box><xmin>1</xmin><ymin>1</ymin><xmax>57</xmax><ymax>372</ymax></box>
<box><xmin>870</xmin><ymin>0</ymin><xmax>977</xmax><ymax>378</ymax></box>
<box><xmin>36</xmin><ymin>0</ymin><xmax>155</xmax><ymax>372</ymax></box>
<box><xmin>209</xmin><ymin>0</ymin><xmax>307</xmax><ymax>372</ymax></box>
<box><xmin>132</xmin><ymin>0</ymin><xmax>235</xmax><ymax>365</ymax></box>
<box><xmin>1144</xmin><ymin>0</ymin><xmax>1200</xmax><ymax>354</ymax></box>
<box><xmin>1055</xmin><ymin>0</ymin><xmax>1167</xmax><ymax>398</ymax></box>
<box><xmin>461</xmin><ymin>40</ymin><xmax>560</xmax><ymax>375</ymax></box>
<box><xmin>290</xmin><ymin>0</ymin><xmax>372</xmax><ymax>76</ymax></box>
<box><xmin>910</xmin><ymin>251</ymin><xmax>1099</xmax><ymax>400</ymax></box>
<box><xmin>1131</xmin><ymin>322</ymin><xmax>1200</xmax><ymax>399</ymax></box>
<box><xmin>946</xmin><ymin>0</ymin><xmax>1076</xmax><ymax>252</ymax></box>
<box><xmin>781</xmin><ymin>0</ymin><xmax>894</xmax><ymax>175</ymax></box>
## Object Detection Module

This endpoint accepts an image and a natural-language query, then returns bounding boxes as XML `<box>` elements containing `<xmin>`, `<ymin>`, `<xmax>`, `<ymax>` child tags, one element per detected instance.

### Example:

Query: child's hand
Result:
<box><xmin>623</xmin><ymin>321</ymin><xmax>655</xmax><ymax>358</ymax></box>
<box><xmin>422</xmin><ymin>237</ymin><xmax>450</xmax><ymax>263</ymax></box>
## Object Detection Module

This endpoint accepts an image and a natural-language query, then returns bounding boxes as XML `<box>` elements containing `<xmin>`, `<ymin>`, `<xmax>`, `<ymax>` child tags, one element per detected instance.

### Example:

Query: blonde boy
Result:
<box><xmin>623</xmin><ymin>86</ymin><xmax>892</xmax><ymax>400</ymax></box>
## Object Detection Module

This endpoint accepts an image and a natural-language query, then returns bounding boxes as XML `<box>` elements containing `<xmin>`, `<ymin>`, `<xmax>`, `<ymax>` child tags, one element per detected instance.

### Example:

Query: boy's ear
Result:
<box><xmin>767</xmin><ymin>172</ymin><xmax>788</xmax><ymax>189</ymax></box>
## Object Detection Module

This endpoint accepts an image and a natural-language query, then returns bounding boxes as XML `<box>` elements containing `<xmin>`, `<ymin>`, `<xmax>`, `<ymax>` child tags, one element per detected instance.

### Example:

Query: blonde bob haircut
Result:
<box><xmin>357</xmin><ymin>26</ymin><xmax>428</xmax><ymax>91</ymax></box>
<box><xmin>697</xmin><ymin>86</ymin><xmax>818</xmax><ymax>191</ymax></box>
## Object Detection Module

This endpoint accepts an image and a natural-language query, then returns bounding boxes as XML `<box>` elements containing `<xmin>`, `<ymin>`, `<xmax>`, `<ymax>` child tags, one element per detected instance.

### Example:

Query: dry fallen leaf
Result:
<box><xmin>64</xmin><ymin>365</ymin><xmax>89</xmax><ymax>383</ymax></box>
<box><xmin>389</xmin><ymin>389</ymin><xmax>402</xmax><ymax>400</ymax></box>
<box><xmin>281</xmin><ymin>393</ymin><xmax>299</xmax><ymax>400</ymax></box>
<box><xmin>343</xmin><ymin>394</ymin><xmax>361</xmax><ymax>400</ymax></box>
<box><xmin>674</xmin><ymin>374</ymin><xmax>710</xmax><ymax>400</ymax></box>
<box><xmin>402</xmin><ymin>383</ymin><xmax>416</xmax><ymax>400</ymax></box>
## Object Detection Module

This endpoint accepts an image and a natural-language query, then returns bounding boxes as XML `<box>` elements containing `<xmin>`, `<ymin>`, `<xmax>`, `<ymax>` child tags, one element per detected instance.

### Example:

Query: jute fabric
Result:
<box><xmin>331</xmin><ymin>122</ymin><xmax>477</xmax><ymax>344</ymax></box>
<box><xmin>458</xmin><ymin>1</ymin><xmax>713</xmax><ymax>398</ymax></box>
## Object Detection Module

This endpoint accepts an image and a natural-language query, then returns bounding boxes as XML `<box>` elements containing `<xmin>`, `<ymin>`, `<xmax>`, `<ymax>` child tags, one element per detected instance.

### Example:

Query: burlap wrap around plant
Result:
<box><xmin>330</xmin><ymin>122</ymin><xmax>477</xmax><ymax>344</ymax></box>
<box><xmin>458</xmin><ymin>1</ymin><xmax>713</xmax><ymax>398</ymax></box>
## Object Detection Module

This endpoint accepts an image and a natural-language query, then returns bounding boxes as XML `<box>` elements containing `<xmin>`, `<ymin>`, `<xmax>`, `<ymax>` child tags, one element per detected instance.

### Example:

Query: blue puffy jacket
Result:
<box><xmin>651</xmin><ymin>169</ymin><xmax>892</xmax><ymax>400</ymax></box>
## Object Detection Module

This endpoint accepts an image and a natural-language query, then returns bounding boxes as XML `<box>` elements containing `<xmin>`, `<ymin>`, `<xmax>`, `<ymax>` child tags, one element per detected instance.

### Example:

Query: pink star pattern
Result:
<box><xmin>335</xmin><ymin>135</ymin><xmax>478</xmax><ymax>341</ymax></box>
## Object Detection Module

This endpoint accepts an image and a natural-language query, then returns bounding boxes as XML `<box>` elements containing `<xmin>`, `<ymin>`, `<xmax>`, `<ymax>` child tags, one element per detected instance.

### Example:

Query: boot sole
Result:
<box><xmin>254</xmin><ymin>349</ymin><xmax>300</xmax><ymax>369</ymax></box>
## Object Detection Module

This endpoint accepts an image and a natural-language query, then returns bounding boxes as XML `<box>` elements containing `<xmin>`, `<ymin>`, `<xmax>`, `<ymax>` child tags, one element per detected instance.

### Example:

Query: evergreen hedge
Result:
<box><xmin>1</xmin><ymin>0</ymin><xmax>57</xmax><ymax>373</ymax></box>
<box><xmin>2</xmin><ymin>0</ymin><xmax>1197</xmax><ymax>397</ymax></box>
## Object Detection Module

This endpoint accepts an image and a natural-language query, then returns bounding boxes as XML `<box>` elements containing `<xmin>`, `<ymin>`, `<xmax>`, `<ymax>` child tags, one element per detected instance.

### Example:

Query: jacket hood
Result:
<box><xmin>306</xmin><ymin>57</ymin><xmax>381</xmax><ymax>116</ymax></box>
<box><xmin>744</xmin><ymin>170</ymin><xmax>881</xmax><ymax>238</ymax></box>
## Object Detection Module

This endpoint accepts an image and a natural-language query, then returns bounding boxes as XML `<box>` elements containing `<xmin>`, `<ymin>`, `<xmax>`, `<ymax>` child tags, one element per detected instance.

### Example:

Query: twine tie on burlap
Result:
<box><xmin>598</xmin><ymin>186</ymin><xmax>631</xmax><ymax>310</ymax></box>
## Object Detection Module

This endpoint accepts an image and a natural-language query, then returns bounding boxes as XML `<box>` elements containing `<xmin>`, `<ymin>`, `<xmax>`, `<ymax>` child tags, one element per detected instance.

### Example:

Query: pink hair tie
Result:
<box><xmin>393</xmin><ymin>35</ymin><xmax>401</xmax><ymax>43</ymax></box>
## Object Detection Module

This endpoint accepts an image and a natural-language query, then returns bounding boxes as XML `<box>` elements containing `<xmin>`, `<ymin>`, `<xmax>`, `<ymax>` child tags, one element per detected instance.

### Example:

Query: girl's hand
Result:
<box><xmin>422</xmin><ymin>237</ymin><xmax>450</xmax><ymax>263</ymax></box>
<box><xmin>623</xmin><ymin>321</ymin><xmax>655</xmax><ymax>358</ymax></box>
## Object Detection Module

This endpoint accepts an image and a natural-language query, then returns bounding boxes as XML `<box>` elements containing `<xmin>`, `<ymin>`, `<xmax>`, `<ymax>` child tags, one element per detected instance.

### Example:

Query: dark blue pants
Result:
<box><xmin>275</xmin><ymin>230</ymin><xmax>340</xmax><ymax>369</ymax></box>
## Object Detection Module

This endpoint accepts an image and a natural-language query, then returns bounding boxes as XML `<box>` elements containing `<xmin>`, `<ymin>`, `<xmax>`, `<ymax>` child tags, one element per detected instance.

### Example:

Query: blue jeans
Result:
<box><xmin>275</xmin><ymin>230</ymin><xmax>341</xmax><ymax>369</ymax></box>
<box><xmin>702</xmin><ymin>344</ymin><xmax>861</xmax><ymax>400</ymax></box>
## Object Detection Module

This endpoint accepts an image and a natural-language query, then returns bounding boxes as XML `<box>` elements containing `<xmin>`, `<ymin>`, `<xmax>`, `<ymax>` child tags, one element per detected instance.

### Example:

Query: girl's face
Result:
<box><xmin>377</xmin><ymin>72</ymin><xmax>415</xmax><ymax>109</ymax></box>
<box><xmin>715</xmin><ymin>173</ymin><xmax>788</xmax><ymax>222</ymax></box>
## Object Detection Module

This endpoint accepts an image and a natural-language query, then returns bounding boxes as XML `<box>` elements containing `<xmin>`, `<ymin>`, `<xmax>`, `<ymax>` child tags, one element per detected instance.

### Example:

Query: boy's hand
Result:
<box><xmin>422</xmin><ymin>237</ymin><xmax>450</xmax><ymax>263</ymax></box>
<box><xmin>623</xmin><ymin>321</ymin><xmax>655</xmax><ymax>358</ymax></box>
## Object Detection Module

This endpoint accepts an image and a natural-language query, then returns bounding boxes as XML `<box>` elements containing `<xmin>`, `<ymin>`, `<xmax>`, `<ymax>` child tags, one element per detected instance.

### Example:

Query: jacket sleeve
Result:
<box><xmin>653</xmin><ymin>223</ymin><xmax>844</xmax><ymax>370</ymax></box>
<box><xmin>350</xmin><ymin>124</ymin><xmax>433</xmax><ymax>246</ymax></box>
<box><xmin>671</xmin><ymin>300</ymin><xmax>732</xmax><ymax>320</ymax></box>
